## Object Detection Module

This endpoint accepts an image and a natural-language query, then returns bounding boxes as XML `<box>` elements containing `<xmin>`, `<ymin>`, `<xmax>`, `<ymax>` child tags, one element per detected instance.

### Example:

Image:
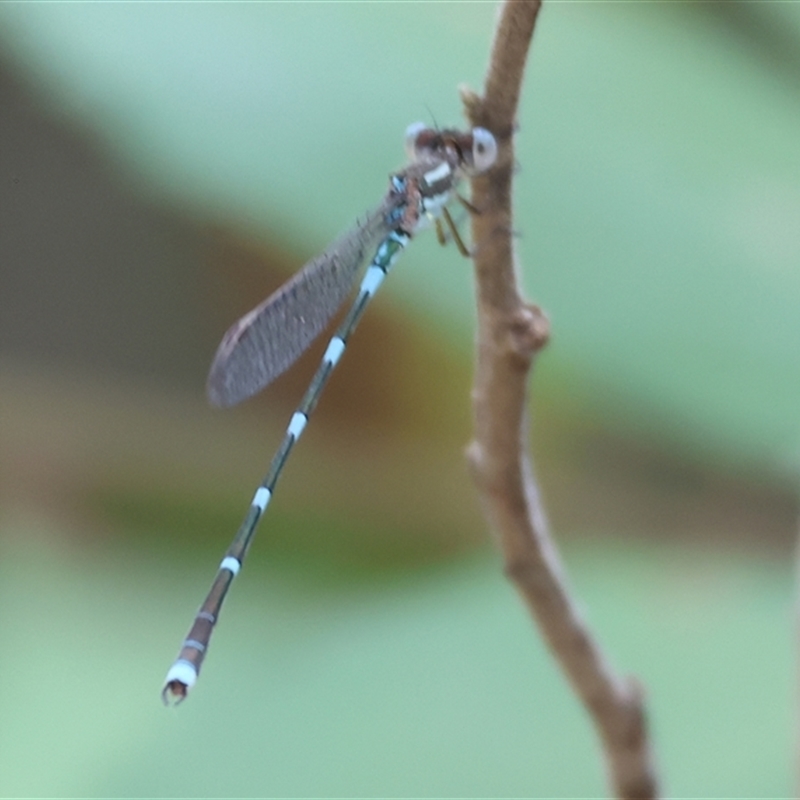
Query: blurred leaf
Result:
<box><xmin>2</xmin><ymin>3</ymin><xmax>798</xmax><ymax>480</ymax></box>
<box><xmin>0</xmin><ymin>528</ymin><xmax>791</xmax><ymax>796</ymax></box>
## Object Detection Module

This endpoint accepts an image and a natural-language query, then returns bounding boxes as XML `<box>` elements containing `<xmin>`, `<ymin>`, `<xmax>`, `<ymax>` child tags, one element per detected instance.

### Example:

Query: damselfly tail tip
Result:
<box><xmin>161</xmin><ymin>659</ymin><xmax>198</xmax><ymax>707</ymax></box>
<box><xmin>161</xmin><ymin>680</ymin><xmax>188</xmax><ymax>706</ymax></box>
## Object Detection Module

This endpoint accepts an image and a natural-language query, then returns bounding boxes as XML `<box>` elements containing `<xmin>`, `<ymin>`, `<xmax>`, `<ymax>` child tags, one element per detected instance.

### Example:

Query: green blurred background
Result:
<box><xmin>1</xmin><ymin>2</ymin><xmax>798</xmax><ymax>796</ymax></box>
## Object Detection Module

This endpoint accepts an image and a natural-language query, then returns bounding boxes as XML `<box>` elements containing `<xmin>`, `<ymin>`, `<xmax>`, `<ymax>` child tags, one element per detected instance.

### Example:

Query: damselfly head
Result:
<box><xmin>404</xmin><ymin>122</ymin><xmax>497</xmax><ymax>175</ymax></box>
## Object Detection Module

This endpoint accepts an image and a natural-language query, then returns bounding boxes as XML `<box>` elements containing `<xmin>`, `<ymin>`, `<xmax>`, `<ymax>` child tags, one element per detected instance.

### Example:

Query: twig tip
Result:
<box><xmin>459</xmin><ymin>84</ymin><xmax>484</xmax><ymax>119</ymax></box>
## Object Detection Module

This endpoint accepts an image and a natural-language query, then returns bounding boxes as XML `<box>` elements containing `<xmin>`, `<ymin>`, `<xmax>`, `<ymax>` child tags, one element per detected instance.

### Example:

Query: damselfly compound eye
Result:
<box><xmin>471</xmin><ymin>127</ymin><xmax>497</xmax><ymax>173</ymax></box>
<box><xmin>404</xmin><ymin>121</ymin><xmax>427</xmax><ymax>160</ymax></box>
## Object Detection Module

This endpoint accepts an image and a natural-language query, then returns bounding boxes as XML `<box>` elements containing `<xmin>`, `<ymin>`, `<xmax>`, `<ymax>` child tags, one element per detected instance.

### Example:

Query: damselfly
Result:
<box><xmin>162</xmin><ymin>122</ymin><xmax>498</xmax><ymax>704</ymax></box>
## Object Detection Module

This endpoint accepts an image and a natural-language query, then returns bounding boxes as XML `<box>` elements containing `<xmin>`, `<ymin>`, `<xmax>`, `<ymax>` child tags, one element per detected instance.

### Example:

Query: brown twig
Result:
<box><xmin>795</xmin><ymin>521</ymin><xmax>800</xmax><ymax>795</ymax></box>
<box><xmin>461</xmin><ymin>2</ymin><xmax>661</xmax><ymax>797</ymax></box>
